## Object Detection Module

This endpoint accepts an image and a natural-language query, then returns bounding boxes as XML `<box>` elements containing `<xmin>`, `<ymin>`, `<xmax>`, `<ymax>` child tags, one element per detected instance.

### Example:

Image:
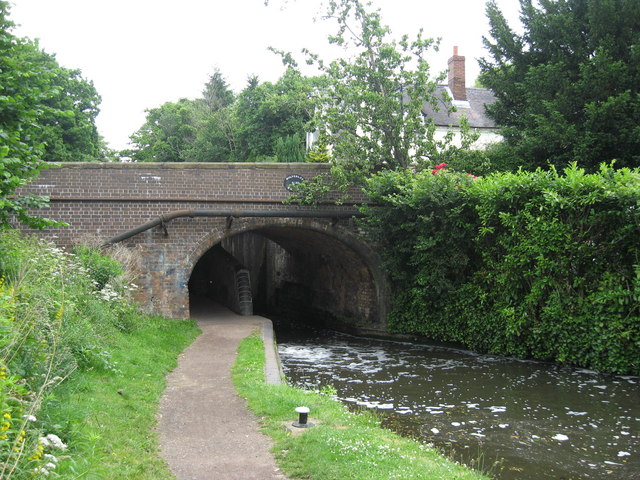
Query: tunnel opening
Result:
<box><xmin>188</xmin><ymin>226</ymin><xmax>383</xmax><ymax>331</ymax></box>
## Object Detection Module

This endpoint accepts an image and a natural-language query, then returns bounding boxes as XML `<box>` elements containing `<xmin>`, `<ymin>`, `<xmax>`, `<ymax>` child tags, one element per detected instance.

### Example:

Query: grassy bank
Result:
<box><xmin>40</xmin><ymin>318</ymin><xmax>199</xmax><ymax>478</ymax></box>
<box><xmin>0</xmin><ymin>231</ymin><xmax>200</xmax><ymax>478</ymax></box>
<box><xmin>232</xmin><ymin>334</ymin><xmax>487</xmax><ymax>480</ymax></box>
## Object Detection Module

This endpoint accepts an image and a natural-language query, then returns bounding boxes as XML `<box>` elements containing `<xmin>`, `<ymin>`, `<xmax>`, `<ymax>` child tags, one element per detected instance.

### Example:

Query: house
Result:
<box><xmin>305</xmin><ymin>46</ymin><xmax>501</xmax><ymax>152</ymax></box>
<box><xmin>425</xmin><ymin>46</ymin><xmax>501</xmax><ymax>148</ymax></box>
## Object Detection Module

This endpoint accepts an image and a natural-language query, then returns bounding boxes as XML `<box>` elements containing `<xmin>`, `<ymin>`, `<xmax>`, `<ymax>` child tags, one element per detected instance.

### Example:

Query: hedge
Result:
<box><xmin>363</xmin><ymin>163</ymin><xmax>640</xmax><ymax>375</ymax></box>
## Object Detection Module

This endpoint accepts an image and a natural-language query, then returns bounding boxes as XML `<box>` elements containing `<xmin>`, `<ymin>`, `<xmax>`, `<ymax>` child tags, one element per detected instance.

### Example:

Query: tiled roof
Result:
<box><xmin>422</xmin><ymin>86</ymin><xmax>498</xmax><ymax>129</ymax></box>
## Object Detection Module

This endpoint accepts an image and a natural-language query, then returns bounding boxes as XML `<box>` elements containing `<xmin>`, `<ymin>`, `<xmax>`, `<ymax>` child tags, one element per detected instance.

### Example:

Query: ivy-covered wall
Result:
<box><xmin>363</xmin><ymin>164</ymin><xmax>640</xmax><ymax>375</ymax></box>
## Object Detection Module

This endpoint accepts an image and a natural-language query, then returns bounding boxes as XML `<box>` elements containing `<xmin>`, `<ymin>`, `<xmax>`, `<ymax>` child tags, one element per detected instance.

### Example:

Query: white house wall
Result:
<box><xmin>434</xmin><ymin>126</ymin><xmax>502</xmax><ymax>150</ymax></box>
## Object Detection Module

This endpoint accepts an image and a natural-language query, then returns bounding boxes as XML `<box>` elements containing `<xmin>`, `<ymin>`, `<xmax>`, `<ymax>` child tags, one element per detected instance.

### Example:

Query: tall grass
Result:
<box><xmin>0</xmin><ymin>230</ymin><xmax>199</xmax><ymax>478</ymax></box>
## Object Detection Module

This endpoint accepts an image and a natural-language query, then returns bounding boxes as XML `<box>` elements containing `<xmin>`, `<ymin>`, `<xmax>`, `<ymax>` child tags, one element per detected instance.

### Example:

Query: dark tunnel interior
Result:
<box><xmin>188</xmin><ymin>227</ymin><xmax>381</xmax><ymax>329</ymax></box>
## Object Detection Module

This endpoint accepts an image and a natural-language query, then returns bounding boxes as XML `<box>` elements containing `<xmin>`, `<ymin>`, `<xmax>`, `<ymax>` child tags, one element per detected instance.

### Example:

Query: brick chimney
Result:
<box><xmin>448</xmin><ymin>46</ymin><xmax>467</xmax><ymax>101</ymax></box>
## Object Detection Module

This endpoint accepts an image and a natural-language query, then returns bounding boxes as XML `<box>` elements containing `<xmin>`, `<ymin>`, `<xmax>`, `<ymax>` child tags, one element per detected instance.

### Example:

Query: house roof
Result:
<box><xmin>422</xmin><ymin>86</ymin><xmax>498</xmax><ymax>129</ymax></box>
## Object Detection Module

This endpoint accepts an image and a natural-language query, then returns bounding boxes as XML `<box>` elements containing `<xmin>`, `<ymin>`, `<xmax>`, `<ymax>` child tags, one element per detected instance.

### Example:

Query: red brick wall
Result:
<box><xmin>16</xmin><ymin>163</ymin><xmax>387</xmax><ymax>328</ymax></box>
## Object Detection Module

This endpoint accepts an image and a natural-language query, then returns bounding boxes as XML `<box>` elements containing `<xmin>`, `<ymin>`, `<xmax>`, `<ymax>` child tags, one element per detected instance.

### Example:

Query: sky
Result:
<box><xmin>9</xmin><ymin>0</ymin><xmax>522</xmax><ymax>152</ymax></box>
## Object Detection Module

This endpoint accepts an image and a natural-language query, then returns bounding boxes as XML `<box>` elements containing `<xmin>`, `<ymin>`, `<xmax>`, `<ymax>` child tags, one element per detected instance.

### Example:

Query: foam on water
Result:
<box><xmin>278</xmin><ymin>328</ymin><xmax>640</xmax><ymax>480</ymax></box>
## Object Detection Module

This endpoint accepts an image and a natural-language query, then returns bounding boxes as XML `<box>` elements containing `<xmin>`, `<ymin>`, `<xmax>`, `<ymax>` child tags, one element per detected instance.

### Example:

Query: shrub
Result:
<box><xmin>306</xmin><ymin>143</ymin><xmax>331</xmax><ymax>163</ymax></box>
<box><xmin>274</xmin><ymin>133</ymin><xmax>305</xmax><ymax>162</ymax></box>
<box><xmin>0</xmin><ymin>231</ymin><xmax>144</xmax><ymax>477</ymax></box>
<box><xmin>363</xmin><ymin>163</ymin><xmax>640</xmax><ymax>374</ymax></box>
<box><xmin>72</xmin><ymin>244</ymin><xmax>123</xmax><ymax>289</ymax></box>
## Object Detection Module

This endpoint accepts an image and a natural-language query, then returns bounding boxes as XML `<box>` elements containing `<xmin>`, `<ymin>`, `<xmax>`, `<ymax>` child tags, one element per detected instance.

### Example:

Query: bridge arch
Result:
<box><xmin>16</xmin><ymin>162</ymin><xmax>389</xmax><ymax>331</ymax></box>
<box><xmin>186</xmin><ymin>217</ymin><xmax>388</xmax><ymax>331</ymax></box>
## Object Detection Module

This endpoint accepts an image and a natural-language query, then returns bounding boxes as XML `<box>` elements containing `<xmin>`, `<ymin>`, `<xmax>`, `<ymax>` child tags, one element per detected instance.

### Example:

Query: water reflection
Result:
<box><xmin>277</xmin><ymin>328</ymin><xmax>639</xmax><ymax>479</ymax></box>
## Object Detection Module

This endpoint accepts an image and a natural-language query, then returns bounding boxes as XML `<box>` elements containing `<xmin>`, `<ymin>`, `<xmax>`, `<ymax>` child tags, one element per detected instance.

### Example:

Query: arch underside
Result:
<box><xmin>187</xmin><ymin>219</ymin><xmax>387</xmax><ymax>331</ymax></box>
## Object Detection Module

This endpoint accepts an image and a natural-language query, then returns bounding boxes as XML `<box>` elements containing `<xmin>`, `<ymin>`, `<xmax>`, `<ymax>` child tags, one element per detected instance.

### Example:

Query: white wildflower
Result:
<box><xmin>45</xmin><ymin>433</ymin><xmax>67</xmax><ymax>450</ymax></box>
<box><xmin>23</xmin><ymin>414</ymin><xmax>37</xmax><ymax>422</ymax></box>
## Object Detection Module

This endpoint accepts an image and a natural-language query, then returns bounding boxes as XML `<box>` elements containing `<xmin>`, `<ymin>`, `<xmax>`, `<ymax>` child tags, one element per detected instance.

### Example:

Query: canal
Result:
<box><xmin>276</xmin><ymin>327</ymin><xmax>639</xmax><ymax>479</ymax></box>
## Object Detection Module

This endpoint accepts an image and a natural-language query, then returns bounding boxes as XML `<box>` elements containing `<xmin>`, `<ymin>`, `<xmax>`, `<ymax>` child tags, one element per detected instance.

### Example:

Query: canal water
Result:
<box><xmin>276</xmin><ymin>328</ymin><xmax>639</xmax><ymax>479</ymax></box>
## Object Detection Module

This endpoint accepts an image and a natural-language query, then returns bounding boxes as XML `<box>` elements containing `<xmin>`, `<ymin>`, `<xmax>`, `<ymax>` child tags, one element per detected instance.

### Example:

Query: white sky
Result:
<box><xmin>9</xmin><ymin>0</ymin><xmax>521</xmax><ymax>151</ymax></box>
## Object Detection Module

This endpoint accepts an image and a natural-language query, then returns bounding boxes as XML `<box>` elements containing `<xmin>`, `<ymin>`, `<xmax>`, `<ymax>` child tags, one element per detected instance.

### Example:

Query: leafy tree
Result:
<box><xmin>0</xmin><ymin>2</ymin><xmax>59</xmax><ymax>228</ymax></box>
<box><xmin>188</xmin><ymin>106</ymin><xmax>238</xmax><ymax>162</ymax></box>
<box><xmin>128</xmin><ymin>68</ymin><xmax>313</xmax><ymax>162</ymax></box>
<box><xmin>480</xmin><ymin>0</ymin><xmax>640</xmax><ymax>171</ymax></box>
<box><xmin>24</xmin><ymin>46</ymin><xmax>103</xmax><ymax>162</ymax></box>
<box><xmin>233</xmin><ymin>69</ymin><xmax>315</xmax><ymax>161</ymax></box>
<box><xmin>128</xmin><ymin>98</ymin><xmax>199</xmax><ymax>162</ymax></box>
<box><xmin>283</xmin><ymin>0</ymin><xmax>468</xmax><ymax>202</ymax></box>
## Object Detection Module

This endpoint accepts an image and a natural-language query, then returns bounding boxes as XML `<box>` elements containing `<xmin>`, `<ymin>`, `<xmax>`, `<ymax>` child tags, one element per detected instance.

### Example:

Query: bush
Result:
<box><xmin>306</xmin><ymin>143</ymin><xmax>331</xmax><ymax>163</ymax></box>
<box><xmin>274</xmin><ymin>133</ymin><xmax>305</xmax><ymax>163</ymax></box>
<box><xmin>363</xmin><ymin>163</ymin><xmax>640</xmax><ymax>375</ymax></box>
<box><xmin>0</xmin><ymin>231</ymin><xmax>144</xmax><ymax>477</ymax></box>
<box><xmin>72</xmin><ymin>244</ymin><xmax>123</xmax><ymax>289</ymax></box>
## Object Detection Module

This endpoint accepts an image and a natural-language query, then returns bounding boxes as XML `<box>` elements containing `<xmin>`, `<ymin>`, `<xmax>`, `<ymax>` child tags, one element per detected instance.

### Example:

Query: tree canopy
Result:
<box><xmin>480</xmin><ymin>0</ymin><xmax>640</xmax><ymax>171</ymax></box>
<box><xmin>25</xmin><ymin>45</ymin><xmax>104</xmax><ymax>163</ymax></box>
<box><xmin>307</xmin><ymin>0</ymin><xmax>448</xmax><ymax>172</ymax></box>
<box><xmin>127</xmin><ymin>98</ymin><xmax>199</xmax><ymax>163</ymax></box>
<box><xmin>127</xmin><ymin>68</ymin><xmax>315</xmax><ymax>163</ymax></box>
<box><xmin>282</xmin><ymin>0</ymin><xmax>474</xmax><ymax>202</ymax></box>
<box><xmin>0</xmin><ymin>1</ymin><xmax>104</xmax><ymax>227</ymax></box>
<box><xmin>0</xmin><ymin>3</ymin><xmax>53</xmax><ymax>227</ymax></box>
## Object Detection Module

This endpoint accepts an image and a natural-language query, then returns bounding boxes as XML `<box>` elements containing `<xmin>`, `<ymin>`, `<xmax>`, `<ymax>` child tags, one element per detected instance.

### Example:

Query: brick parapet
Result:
<box><xmin>20</xmin><ymin>162</ymin><xmax>367</xmax><ymax>204</ymax></box>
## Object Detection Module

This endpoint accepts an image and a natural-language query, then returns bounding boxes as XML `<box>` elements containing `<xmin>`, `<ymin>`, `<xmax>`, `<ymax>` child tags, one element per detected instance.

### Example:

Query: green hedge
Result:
<box><xmin>363</xmin><ymin>164</ymin><xmax>640</xmax><ymax>375</ymax></box>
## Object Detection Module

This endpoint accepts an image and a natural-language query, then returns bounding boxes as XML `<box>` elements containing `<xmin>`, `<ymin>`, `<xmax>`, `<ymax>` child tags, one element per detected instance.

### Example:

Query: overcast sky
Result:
<box><xmin>10</xmin><ymin>0</ymin><xmax>521</xmax><ymax>151</ymax></box>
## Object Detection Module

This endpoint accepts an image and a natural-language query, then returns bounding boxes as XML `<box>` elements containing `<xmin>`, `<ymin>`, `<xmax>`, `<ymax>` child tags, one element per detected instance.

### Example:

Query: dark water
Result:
<box><xmin>276</xmin><ymin>328</ymin><xmax>639</xmax><ymax>479</ymax></box>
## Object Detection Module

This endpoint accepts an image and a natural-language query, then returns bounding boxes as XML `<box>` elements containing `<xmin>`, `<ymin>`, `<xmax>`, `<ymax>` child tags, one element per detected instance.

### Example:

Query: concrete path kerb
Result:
<box><xmin>157</xmin><ymin>303</ymin><xmax>287</xmax><ymax>480</ymax></box>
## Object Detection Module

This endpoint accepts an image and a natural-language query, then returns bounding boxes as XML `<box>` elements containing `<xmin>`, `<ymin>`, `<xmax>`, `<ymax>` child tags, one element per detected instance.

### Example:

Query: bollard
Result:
<box><xmin>292</xmin><ymin>406</ymin><xmax>314</xmax><ymax>428</ymax></box>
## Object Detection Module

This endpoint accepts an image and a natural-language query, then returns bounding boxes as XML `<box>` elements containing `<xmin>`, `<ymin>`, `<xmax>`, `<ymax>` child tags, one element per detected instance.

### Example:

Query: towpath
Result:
<box><xmin>157</xmin><ymin>302</ymin><xmax>288</xmax><ymax>480</ymax></box>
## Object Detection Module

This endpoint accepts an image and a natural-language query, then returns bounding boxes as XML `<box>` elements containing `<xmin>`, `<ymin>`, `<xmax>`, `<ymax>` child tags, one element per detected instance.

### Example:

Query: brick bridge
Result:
<box><xmin>19</xmin><ymin>163</ymin><xmax>388</xmax><ymax>332</ymax></box>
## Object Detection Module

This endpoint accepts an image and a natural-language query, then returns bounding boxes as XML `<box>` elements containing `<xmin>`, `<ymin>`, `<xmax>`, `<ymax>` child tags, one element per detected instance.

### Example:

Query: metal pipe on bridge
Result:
<box><xmin>102</xmin><ymin>208</ymin><xmax>364</xmax><ymax>246</ymax></box>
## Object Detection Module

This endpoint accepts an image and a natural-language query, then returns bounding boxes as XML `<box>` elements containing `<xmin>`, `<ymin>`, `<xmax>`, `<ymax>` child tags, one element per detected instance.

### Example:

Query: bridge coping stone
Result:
<box><xmin>51</xmin><ymin>162</ymin><xmax>332</xmax><ymax>170</ymax></box>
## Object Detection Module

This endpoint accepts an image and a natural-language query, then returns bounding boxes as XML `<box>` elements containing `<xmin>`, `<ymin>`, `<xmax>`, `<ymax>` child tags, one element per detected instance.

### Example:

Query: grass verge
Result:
<box><xmin>39</xmin><ymin>318</ymin><xmax>200</xmax><ymax>479</ymax></box>
<box><xmin>232</xmin><ymin>334</ymin><xmax>488</xmax><ymax>480</ymax></box>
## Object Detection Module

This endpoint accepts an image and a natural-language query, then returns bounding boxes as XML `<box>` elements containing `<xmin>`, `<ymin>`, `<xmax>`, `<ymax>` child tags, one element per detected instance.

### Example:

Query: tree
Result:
<box><xmin>128</xmin><ymin>99</ymin><xmax>199</xmax><ymax>162</ymax></box>
<box><xmin>23</xmin><ymin>45</ymin><xmax>103</xmax><ymax>162</ymax></box>
<box><xmin>0</xmin><ymin>2</ymin><xmax>59</xmax><ymax>228</ymax></box>
<box><xmin>274</xmin><ymin>133</ymin><xmax>305</xmax><ymax>162</ymax></box>
<box><xmin>233</xmin><ymin>69</ymin><xmax>315</xmax><ymax>161</ymax></box>
<box><xmin>281</xmin><ymin>0</ymin><xmax>466</xmax><ymax>202</ymax></box>
<box><xmin>128</xmin><ymin>69</ymin><xmax>237</xmax><ymax>162</ymax></box>
<box><xmin>480</xmin><ymin>0</ymin><xmax>640</xmax><ymax>171</ymax></box>
<box><xmin>201</xmin><ymin>68</ymin><xmax>235</xmax><ymax>113</ymax></box>
<box><xmin>127</xmin><ymin>68</ymin><xmax>314</xmax><ymax>162</ymax></box>
<box><xmin>189</xmin><ymin>105</ymin><xmax>238</xmax><ymax>162</ymax></box>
